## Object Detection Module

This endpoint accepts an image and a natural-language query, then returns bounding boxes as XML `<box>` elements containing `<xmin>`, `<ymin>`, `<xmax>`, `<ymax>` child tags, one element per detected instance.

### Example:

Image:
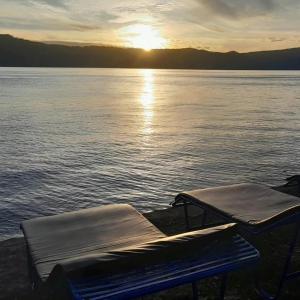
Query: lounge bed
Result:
<box><xmin>21</xmin><ymin>203</ymin><xmax>259</xmax><ymax>299</ymax></box>
<box><xmin>172</xmin><ymin>183</ymin><xmax>300</xmax><ymax>300</ymax></box>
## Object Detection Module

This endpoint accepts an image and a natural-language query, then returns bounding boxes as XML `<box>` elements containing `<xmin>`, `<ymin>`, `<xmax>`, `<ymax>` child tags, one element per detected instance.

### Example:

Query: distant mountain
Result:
<box><xmin>42</xmin><ymin>40</ymin><xmax>105</xmax><ymax>47</ymax></box>
<box><xmin>0</xmin><ymin>34</ymin><xmax>300</xmax><ymax>69</ymax></box>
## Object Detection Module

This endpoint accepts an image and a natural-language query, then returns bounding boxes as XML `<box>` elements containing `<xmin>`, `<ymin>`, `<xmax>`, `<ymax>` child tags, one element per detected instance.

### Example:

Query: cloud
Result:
<box><xmin>196</xmin><ymin>0</ymin><xmax>277</xmax><ymax>19</ymax></box>
<box><xmin>36</xmin><ymin>0</ymin><xmax>66</xmax><ymax>7</ymax></box>
<box><xmin>0</xmin><ymin>17</ymin><xmax>100</xmax><ymax>31</ymax></box>
<box><xmin>1</xmin><ymin>0</ymin><xmax>300</xmax><ymax>51</ymax></box>
<box><xmin>8</xmin><ymin>0</ymin><xmax>67</xmax><ymax>8</ymax></box>
<box><xmin>0</xmin><ymin>1</ymin><xmax>106</xmax><ymax>32</ymax></box>
<box><xmin>22</xmin><ymin>0</ymin><xmax>67</xmax><ymax>8</ymax></box>
<box><xmin>268</xmin><ymin>36</ymin><xmax>287</xmax><ymax>42</ymax></box>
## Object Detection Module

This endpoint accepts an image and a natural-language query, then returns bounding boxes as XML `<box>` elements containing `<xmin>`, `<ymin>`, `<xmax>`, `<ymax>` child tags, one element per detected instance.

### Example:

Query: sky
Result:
<box><xmin>0</xmin><ymin>0</ymin><xmax>300</xmax><ymax>52</ymax></box>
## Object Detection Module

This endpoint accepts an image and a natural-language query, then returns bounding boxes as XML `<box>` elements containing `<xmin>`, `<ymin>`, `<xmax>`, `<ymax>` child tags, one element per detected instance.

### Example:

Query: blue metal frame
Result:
<box><xmin>68</xmin><ymin>235</ymin><xmax>259</xmax><ymax>300</ymax></box>
<box><xmin>172</xmin><ymin>198</ymin><xmax>300</xmax><ymax>300</ymax></box>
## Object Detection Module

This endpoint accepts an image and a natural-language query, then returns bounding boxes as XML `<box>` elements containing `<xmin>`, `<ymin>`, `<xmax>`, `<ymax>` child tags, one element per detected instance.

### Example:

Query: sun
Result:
<box><xmin>127</xmin><ymin>25</ymin><xmax>167</xmax><ymax>51</ymax></box>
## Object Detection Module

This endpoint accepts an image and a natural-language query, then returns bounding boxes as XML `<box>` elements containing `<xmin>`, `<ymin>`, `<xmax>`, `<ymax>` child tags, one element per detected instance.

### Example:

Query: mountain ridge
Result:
<box><xmin>1</xmin><ymin>34</ymin><xmax>300</xmax><ymax>69</ymax></box>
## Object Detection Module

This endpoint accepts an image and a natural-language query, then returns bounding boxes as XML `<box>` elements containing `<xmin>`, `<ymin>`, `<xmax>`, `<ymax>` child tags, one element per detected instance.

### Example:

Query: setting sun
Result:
<box><xmin>127</xmin><ymin>25</ymin><xmax>167</xmax><ymax>51</ymax></box>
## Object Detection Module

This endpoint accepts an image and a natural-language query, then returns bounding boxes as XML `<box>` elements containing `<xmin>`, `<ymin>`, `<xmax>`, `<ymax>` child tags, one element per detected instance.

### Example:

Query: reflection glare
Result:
<box><xmin>140</xmin><ymin>69</ymin><xmax>154</xmax><ymax>135</ymax></box>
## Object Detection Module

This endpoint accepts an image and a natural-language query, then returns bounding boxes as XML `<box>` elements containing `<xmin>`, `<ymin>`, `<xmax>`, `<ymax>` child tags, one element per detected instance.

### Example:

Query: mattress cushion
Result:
<box><xmin>21</xmin><ymin>204</ymin><xmax>165</xmax><ymax>281</ymax></box>
<box><xmin>176</xmin><ymin>183</ymin><xmax>300</xmax><ymax>231</ymax></box>
<box><xmin>51</xmin><ymin>223</ymin><xmax>237</xmax><ymax>279</ymax></box>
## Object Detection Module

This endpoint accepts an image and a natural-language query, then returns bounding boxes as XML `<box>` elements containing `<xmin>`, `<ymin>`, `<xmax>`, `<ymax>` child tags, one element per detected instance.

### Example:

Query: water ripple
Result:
<box><xmin>0</xmin><ymin>68</ymin><xmax>300</xmax><ymax>240</ymax></box>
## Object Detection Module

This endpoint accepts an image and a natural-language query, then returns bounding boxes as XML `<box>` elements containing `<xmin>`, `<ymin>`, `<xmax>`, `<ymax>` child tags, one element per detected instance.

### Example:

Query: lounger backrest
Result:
<box><xmin>49</xmin><ymin>223</ymin><xmax>237</xmax><ymax>281</ymax></box>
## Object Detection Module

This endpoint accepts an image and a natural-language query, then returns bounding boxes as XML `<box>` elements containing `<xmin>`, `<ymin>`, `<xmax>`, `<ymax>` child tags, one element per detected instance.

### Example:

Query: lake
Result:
<box><xmin>1</xmin><ymin>67</ymin><xmax>300</xmax><ymax>240</ymax></box>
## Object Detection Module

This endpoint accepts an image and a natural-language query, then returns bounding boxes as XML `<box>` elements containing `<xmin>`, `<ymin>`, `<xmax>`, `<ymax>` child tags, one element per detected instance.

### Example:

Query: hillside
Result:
<box><xmin>0</xmin><ymin>34</ymin><xmax>300</xmax><ymax>69</ymax></box>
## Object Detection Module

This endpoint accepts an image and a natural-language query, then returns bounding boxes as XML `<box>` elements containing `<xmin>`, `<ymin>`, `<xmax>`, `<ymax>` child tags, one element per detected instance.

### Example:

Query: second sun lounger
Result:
<box><xmin>172</xmin><ymin>183</ymin><xmax>300</xmax><ymax>300</ymax></box>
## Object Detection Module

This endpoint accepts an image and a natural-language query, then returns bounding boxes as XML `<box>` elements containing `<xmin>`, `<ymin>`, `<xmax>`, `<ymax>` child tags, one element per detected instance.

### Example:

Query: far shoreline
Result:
<box><xmin>1</xmin><ymin>66</ymin><xmax>300</xmax><ymax>71</ymax></box>
<box><xmin>1</xmin><ymin>35</ymin><xmax>300</xmax><ymax>70</ymax></box>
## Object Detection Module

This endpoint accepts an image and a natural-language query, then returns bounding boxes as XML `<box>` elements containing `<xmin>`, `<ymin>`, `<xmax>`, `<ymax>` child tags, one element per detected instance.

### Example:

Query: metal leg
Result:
<box><xmin>276</xmin><ymin>223</ymin><xmax>300</xmax><ymax>295</ymax></box>
<box><xmin>192</xmin><ymin>282</ymin><xmax>199</xmax><ymax>300</ymax></box>
<box><xmin>255</xmin><ymin>222</ymin><xmax>300</xmax><ymax>300</ymax></box>
<box><xmin>25</xmin><ymin>241</ymin><xmax>37</xmax><ymax>290</ymax></box>
<box><xmin>183</xmin><ymin>199</ymin><xmax>190</xmax><ymax>231</ymax></box>
<box><xmin>219</xmin><ymin>274</ymin><xmax>228</xmax><ymax>300</ymax></box>
<box><xmin>183</xmin><ymin>200</ymin><xmax>199</xmax><ymax>300</ymax></box>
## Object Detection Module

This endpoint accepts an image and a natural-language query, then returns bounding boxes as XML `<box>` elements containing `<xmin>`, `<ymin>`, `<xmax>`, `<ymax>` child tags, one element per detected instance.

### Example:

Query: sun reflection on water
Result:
<box><xmin>140</xmin><ymin>69</ymin><xmax>154</xmax><ymax>136</ymax></box>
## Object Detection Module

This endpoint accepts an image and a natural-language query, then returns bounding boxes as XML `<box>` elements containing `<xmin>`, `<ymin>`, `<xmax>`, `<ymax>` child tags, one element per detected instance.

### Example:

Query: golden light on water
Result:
<box><xmin>127</xmin><ymin>25</ymin><xmax>167</xmax><ymax>51</ymax></box>
<box><xmin>140</xmin><ymin>69</ymin><xmax>154</xmax><ymax>135</ymax></box>
<box><xmin>141</xmin><ymin>70</ymin><xmax>154</xmax><ymax>107</ymax></box>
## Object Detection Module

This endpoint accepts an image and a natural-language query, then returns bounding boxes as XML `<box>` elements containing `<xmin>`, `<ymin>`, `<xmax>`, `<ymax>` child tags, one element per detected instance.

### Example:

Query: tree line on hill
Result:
<box><xmin>0</xmin><ymin>34</ymin><xmax>300</xmax><ymax>69</ymax></box>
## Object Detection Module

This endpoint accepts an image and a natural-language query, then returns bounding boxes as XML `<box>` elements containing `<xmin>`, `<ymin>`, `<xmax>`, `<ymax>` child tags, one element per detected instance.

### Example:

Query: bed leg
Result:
<box><xmin>192</xmin><ymin>282</ymin><xmax>199</xmax><ymax>300</ymax></box>
<box><xmin>276</xmin><ymin>222</ymin><xmax>300</xmax><ymax>297</ymax></box>
<box><xmin>255</xmin><ymin>222</ymin><xmax>300</xmax><ymax>300</ymax></box>
<box><xmin>183</xmin><ymin>199</ymin><xmax>190</xmax><ymax>231</ymax></box>
<box><xmin>219</xmin><ymin>274</ymin><xmax>228</xmax><ymax>300</ymax></box>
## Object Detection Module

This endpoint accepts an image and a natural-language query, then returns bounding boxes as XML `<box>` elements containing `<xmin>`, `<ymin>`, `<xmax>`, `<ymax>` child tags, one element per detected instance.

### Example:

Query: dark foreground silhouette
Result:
<box><xmin>1</xmin><ymin>177</ymin><xmax>300</xmax><ymax>300</ymax></box>
<box><xmin>1</xmin><ymin>34</ymin><xmax>300</xmax><ymax>69</ymax></box>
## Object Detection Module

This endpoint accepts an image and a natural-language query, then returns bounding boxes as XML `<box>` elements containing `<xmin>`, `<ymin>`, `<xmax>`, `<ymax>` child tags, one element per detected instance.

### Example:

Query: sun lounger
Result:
<box><xmin>172</xmin><ymin>183</ymin><xmax>300</xmax><ymax>300</ymax></box>
<box><xmin>21</xmin><ymin>203</ymin><xmax>259</xmax><ymax>299</ymax></box>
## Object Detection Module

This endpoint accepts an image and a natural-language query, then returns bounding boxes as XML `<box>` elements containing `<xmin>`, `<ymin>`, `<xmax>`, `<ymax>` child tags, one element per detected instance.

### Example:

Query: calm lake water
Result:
<box><xmin>1</xmin><ymin>67</ymin><xmax>300</xmax><ymax>240</ymax></box>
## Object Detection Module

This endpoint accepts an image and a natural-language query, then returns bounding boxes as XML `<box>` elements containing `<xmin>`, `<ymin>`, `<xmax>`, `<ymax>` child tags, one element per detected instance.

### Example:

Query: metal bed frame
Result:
<box><xmin>69</xmin><ymin>235</ymin><xmax>259</xmax><ymax>300</ymax></box>
<box><xmin>172</xmin><ymin>195</ymin><xmax>300</xmax><ymax>300</ymax></box>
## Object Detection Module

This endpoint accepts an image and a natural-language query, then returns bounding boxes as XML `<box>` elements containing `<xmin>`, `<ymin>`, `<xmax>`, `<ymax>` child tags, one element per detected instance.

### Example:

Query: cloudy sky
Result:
<box><xmin>0</xmin><ymin>0</ymin><xmax>300</xmax><ymax>52</ymax></box>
